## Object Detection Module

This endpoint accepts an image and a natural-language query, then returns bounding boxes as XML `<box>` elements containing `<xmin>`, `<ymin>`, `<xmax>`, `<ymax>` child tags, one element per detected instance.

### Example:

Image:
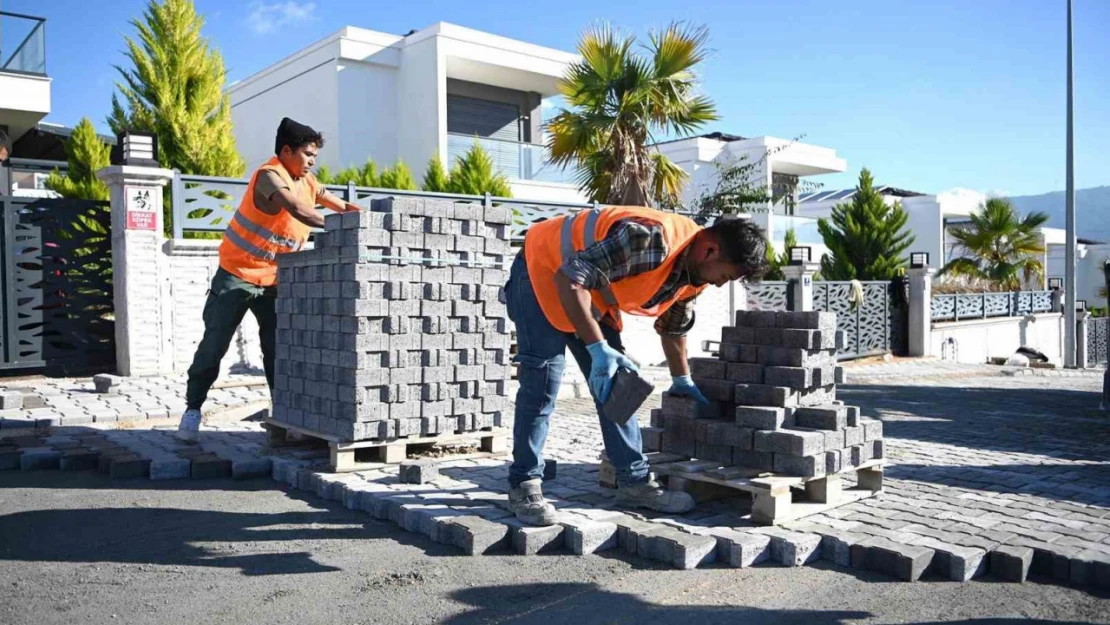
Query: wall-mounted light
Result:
<box><xmin>113</xmin><ymin>131</ymin><xmax>158</xmax><ymax>167</ymax></box>
<box><xmin>788</xmin><ymin>246</ymin><xmax>811</xmax><ymax>265</ymax></box>
<box><xmin>1077</xmin><ymin>300</ymin><xmax>1087</xmax><ymax>311</ymax></box>
<box><xmin>910</xmin><ymin>252</ymin><xmax>930</xmax><ymax>269</ymax></box>
<box><xmin>1048</xmin><ymin>277</ymin><xmax>1063</xmax><ymax>290</ymax></box>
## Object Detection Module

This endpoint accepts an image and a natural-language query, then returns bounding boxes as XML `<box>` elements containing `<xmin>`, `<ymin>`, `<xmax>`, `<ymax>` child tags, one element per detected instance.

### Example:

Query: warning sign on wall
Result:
<box><xmin>125</xmin><ymin>186</ymin><xmax>159</xmax><ymax>231</ymax></box>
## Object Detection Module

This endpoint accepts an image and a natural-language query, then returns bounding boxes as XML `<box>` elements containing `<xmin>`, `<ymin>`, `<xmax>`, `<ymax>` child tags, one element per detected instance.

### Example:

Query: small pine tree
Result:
<box><xmin>817</xmin><ymin>168</ymin><xmax>914</xmax><ymax>281</ymax></box>
<box><xmin>356</xmin><ymin>159</ymin><xmax>379</xmax><ymax>188</ymax></box>
<box><xmin>330</xmin><ymin>166</ymin><xmax>362</xmax><ymax>186</ymax></box>
<box><xmin>45</xmin><ymin>118</ymin><xmax>111</xmax><ymax>202</ymax></box>
<box><xmin>378</xmin><ymin>160</ymin><xmax>417</xmax><ymax>190</ymax></box>
<box><xmin>763</xmin><ymin>228</ymin><xmax>798</xmax><ymax>281</ymax></box>
<box><xmin>109</xmin><ymin>0</ymin><xmax>243</xmax><ymax>179</ymax></box>
<box><xmin>447</xmin><ymin>142</ymin><xmax>512</xmax><ymax>197</ymax></box>
<box><xmin>314</xmin><ymin>164</ymin><xmax>334</xmax><ymax>184</ymax></box>
<box><xmin>422</xmin><ymin>156</ymin><xmax>450</xmax><ymax>192</ymax></box>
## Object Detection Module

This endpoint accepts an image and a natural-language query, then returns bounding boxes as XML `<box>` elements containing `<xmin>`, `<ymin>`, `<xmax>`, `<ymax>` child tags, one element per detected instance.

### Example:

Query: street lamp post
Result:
<box><xmin>1064</xmin><ymin>0</ymin><xmax>1077</xmax><ymax>367</ymax></box>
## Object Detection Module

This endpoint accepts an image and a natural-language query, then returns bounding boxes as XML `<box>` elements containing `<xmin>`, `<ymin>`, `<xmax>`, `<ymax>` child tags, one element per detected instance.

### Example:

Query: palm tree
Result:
<box><xmin>545</xmin><ymin>23</ymin><xmax>717</xmax><ymax>207</ymax></box>
<box><xmin>940</xmin><ymin>198</ymin><xmax>1049</xmax><ymax>291</ymax></box>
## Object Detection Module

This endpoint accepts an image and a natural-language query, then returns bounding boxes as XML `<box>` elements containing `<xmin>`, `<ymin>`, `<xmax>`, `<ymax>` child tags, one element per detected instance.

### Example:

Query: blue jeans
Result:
<box><xmin>505</xmin><ymin>253</ymin><xmax>649</xmax><ymax>488</ymax></box>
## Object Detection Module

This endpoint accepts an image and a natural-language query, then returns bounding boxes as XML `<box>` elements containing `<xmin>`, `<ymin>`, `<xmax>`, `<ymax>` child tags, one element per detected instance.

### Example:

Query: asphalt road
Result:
<box><xmin>1</xmin><ymin>471</ymin><xmax>1108</xmax><ymax>625</ymax></box>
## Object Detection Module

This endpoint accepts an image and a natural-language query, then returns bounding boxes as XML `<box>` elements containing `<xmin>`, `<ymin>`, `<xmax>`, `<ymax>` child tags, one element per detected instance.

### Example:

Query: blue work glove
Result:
<box><xmin>585</xmin><ymin>341</ymin><xmax>638</xmax><ymax>403</ymax></box>
<box><xmin>668</xmin><ymin>374</ymin><xmax>711</xmax><ymax>405</ymax></box>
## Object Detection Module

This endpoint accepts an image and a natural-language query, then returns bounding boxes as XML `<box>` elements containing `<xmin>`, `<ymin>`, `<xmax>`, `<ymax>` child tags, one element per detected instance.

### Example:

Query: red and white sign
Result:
<box><xmin>125</xmin><ymin>185</ymin><xmax>159</xmax><ymax>231</ymax></box>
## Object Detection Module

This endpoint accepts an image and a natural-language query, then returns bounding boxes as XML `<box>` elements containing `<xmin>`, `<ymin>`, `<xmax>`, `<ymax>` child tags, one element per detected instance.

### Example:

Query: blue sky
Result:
<box><xmin>11</xmin><ymin>0</ymin><xmax>1109</xmax><ymax>196</ymax></box>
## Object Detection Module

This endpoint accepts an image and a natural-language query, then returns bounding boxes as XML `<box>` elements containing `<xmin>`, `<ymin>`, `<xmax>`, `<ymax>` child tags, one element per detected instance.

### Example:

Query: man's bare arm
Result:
<box><xmin>554</xmin><ymin>272</ymin><xmax>604</xmax><ymax>345</ymax></box>
<box><xmin>661</xmin><ymin>334</ymin><xmax>690</xmax><ymax>376</ymax></box>
<box><xmin>273</xmin><ymin>187</ymin><xmax>326</xmax><ymax>228</ymax></box>
<box><xmin>318</xmin><ymin>189</ymin><xmax>365</xmax><ymax>213</ymax></box>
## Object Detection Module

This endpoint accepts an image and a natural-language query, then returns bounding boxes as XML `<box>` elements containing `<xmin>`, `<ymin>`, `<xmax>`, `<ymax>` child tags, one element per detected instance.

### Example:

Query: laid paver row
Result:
<box><xmin>2</xmin><ymin>420</ymin><xmax>1108</xmax><ymax>589</ymax></box>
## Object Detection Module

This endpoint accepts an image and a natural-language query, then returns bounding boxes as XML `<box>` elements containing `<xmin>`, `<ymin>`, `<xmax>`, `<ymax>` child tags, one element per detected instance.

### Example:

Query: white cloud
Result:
<box><xmin>246</xmin><ymin>1</ymin><xmax>317</xmax><ymax>35</ymax></box>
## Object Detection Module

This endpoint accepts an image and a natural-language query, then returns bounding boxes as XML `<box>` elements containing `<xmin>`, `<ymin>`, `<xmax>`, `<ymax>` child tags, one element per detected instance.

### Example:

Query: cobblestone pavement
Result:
<box><xmin>1</xmin><ymin>362</ymin><xmax>1108</xmax><ymax>589</ymax></box>
<box><xmin>0</xmin><ymin>374</ymin><xmax>270</xmax><ymax>428</ymax></box>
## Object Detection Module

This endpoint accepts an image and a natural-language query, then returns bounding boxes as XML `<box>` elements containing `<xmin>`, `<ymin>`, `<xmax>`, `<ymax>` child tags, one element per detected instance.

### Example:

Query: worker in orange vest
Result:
<box><xmin>504</xmin><ymin>207</ymin><xmax>769</xmax><ymax>525</ymax></box>
<box><xmin>176</xmin><ymin>118</ymin><xmax>365</xmax><ymax>442</ymax></box>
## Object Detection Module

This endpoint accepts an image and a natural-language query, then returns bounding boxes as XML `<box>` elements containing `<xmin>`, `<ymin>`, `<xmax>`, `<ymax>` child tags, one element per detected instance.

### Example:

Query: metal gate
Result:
<box><xmin>1088</xmin><ymin>317</ymin><xmax>1108</xmax><ymax>367</ymax></box>
<box><xmin>0</xmin><ymin>196</ymin><xmax>115</xmax><ymax>373</ymax></box>
<box><xmin>813</xmin><ymin>281</ymin><xmax>898</xmax><ymax>359</ymax></box>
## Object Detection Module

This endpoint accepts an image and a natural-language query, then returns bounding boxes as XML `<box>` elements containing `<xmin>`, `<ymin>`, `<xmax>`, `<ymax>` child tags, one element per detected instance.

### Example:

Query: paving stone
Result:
<box><xmin>512</xmin><ymin>523</ymin><xmax>566</xmax><ymax>555</ymax></box>
<box><xmin>814</xmin><ymin>529</ymin><xmax>869</xmax><ymax>568</ymax></box>
<box><xmin>754</xmin><ymin>528</ymin><xmax>822</xmax><ymax>567</ymax></box>
<box><xmin>399</xmin><ymin>460</ymin><xmax>439</xmax><ymax>484</ymax></box>
<box><xmin>911</xmin><ymin>537</ymin><xmax>988</xmax><ymax>581</ymax></box>
<box><xmin>150</xmin><ymin>457</ymin><xmax>192</xmax><ymax>480</ymax></box>
<box><xmin>990</xmin><ymin>545</ymin><xmax>1034</xmax><ymax>582</ymax></box>
<box><xmin>447</xmin><ymin>516</ymin><xmax>511</xmax><ymax>555</ymax></box>
<box><xmin>108</xmin><ymin>454</ymin><xmax>151</xmax><ymax>479</ymax></box>
<box><xmin>850</xmin><ymin>537</ymin><xmax>934</xmax><ymax>582</ymax></box>
<box><xmin>19</xmin><ymin>447</ymin><xmax>61</xmax><ymax>470</ymax></box>
<box><xmin>0</xmin><ymin>447</ymin><xmax>22</xmax><ymax>470</ymax></box>
<box><xmin>561</xmin><ymin>516</ymin><xmax>619</xmax><ymax>555</ymax></box>
<box><xmin>190</xmin><ymin>455</ymin><xmax>232</xmax><ymax>479</ymax></box>
<box><xmin>712</xmin><ymin>529</ymin><xmax>771</xmax><ymax>568</ymax></box>
<box><xmin>0</xmin><ymin>392</ymin><xmax>23</xmax><ymax>410</ymax></box>
<box><xmin>659</xmin><ymin>529</ymin><xmax>717</xmax><ymax>569</ymax></box>
<box><xmin>59</xmin><ymin>449</ymin><xmax>99</xmax><ymax>471</ymax></box>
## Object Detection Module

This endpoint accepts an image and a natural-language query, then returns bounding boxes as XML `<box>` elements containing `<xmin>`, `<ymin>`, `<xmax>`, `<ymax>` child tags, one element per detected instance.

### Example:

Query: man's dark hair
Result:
<box><xmin>274</xmin><ymin>117</ymin><xmax>324</xmax><ymax>156</ymax></box>
<box><xmin>0</xmin><ymin>129</ymin><xmax>11</xmax><ymax>159</ymax></box>
<box><xmin>705</xmin><ymin>215</ymin><xmax>770</xmax><ymax>278</ymax></box>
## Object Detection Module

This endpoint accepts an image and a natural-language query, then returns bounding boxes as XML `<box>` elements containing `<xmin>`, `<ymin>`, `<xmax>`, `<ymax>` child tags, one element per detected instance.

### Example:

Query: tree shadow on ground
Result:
<box><xmin>0</xmin><ymin>472</ymin><xmax>459</xmax><ymax>575</ymax></box>
<box><xmin>442</xmin><ymin>581</ymin><xmax>1094</xmax><ymax>625</ymax></box>
<box><xmin>839</xmin><ymin>383</ymin><xmax>1110</xmax><ymax>463</ymax></box>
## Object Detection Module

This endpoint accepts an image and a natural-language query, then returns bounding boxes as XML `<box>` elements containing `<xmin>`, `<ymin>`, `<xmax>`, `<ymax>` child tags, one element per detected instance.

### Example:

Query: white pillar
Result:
<box><xmin>1077</xmin><ymin>311</ymin><xmax>1090</xmax><ymax>369</ymax></box>
<box><xmin>908</xmin><ymin>267</ymin><xmax>936</xmax><ymax>357</ymax></box>
<box><xmin>782</xmin><ymin>262</ymin><xmax>819</xmax><ymax>312</ymax></box>
<box><xmin>98</xmin><ymin>165</ymin><xmax>175</xmax><ymax>376</ymax></box>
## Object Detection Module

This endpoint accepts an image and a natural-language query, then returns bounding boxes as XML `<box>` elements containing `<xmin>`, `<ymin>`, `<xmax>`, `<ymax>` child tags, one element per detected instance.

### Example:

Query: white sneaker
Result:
<box><xmin>175</xmin><ymin>408</ymin><xmax>202</xmax><ymax>443</ymax></box>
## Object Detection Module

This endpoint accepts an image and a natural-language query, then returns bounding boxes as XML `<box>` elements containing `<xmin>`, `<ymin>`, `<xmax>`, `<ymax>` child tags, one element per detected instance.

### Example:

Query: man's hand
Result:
<box><xmin>667</xmin><ymin>374</ymin><xmax>710</xmax><ymax>405</ymax></box>
<box><xmin>585</xmin><ymin>341</ymin><xmax>637</xmax><ymax>403</ymax></box>
<box><xmin>318</xmin><ymin>189</ymin><xmax>364</xmax><ymax>213</ymax></box>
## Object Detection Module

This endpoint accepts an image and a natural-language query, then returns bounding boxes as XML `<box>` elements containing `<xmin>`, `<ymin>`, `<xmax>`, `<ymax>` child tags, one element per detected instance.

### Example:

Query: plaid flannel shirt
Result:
<box><xmin>559</xmin><ymin>218</ymin><xmax>697</xmax><ymax>336</ymax></box>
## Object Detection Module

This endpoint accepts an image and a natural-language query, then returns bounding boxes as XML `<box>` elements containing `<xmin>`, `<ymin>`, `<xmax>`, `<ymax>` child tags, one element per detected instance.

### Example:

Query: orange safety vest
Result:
<box><xmin>218</xmin><ymin>157</ymin><xmax>318</xmax><ymax>287</ymax></box>
<box><xmin>524</xmin><ymin>205</ymin><xmax>708</xmax><ymax>333</ymax></box>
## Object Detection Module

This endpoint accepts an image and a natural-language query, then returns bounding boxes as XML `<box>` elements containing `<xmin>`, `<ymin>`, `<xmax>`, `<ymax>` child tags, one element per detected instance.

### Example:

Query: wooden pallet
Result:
<box><xmin>263</xmin><ymin>418</ymin><xmax>509</xmax><ymax>473</ymax></box>
<box><xmin>600</xmin><ymin>451</ymin><xmax>883</xmax><ymax>526</ymax></box>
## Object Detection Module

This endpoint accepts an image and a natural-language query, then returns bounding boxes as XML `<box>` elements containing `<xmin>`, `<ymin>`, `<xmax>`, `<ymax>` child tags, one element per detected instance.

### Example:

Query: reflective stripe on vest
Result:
<box><xmin>232</xmin><ymin>211</ymin><xmax>302</xmax><ymax>252</ymax></box>
<box><xmin>223</xmin><ymin>226</ymin><xmax>277</xmax><ymax>261</ymax></box>
<box><xmin>560</xmin><ymin>209</ymin><xmax>619</xmax><ymax>320</ymax></box>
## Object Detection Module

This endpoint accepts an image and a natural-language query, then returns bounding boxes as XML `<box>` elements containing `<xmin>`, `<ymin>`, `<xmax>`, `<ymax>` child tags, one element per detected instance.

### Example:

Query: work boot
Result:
<box><xmin>175</xmin><ymin>408</ymin><xmax>203</xmax><ymax>443</ymax></box>
<box><xmin>508</xmin><ymin>478</ymin><xmax>559</xmax><ymax>526</ymax></box>
<box><xmin>616</xmin><ymin>477</ymin><xmax>695</xmax><ymax>514</ymax></box>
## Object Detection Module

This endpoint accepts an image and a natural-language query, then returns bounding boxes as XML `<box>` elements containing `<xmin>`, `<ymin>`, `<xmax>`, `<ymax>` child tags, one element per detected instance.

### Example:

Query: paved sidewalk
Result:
<box><xmin>0</xmin><ymin>374</ymin><xmax>270</xmax><ymax>428</ymax></box>
<box><xmin>1</xmin><ymin>362</ymin><xmax>1108</xmax><ymax>588</ymax></box>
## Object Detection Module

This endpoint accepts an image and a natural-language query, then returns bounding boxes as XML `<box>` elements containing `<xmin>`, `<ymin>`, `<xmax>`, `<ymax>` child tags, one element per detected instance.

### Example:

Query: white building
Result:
<box><xmin>227</xmin><ymin>22</ymin><xmax>582</xmax><ymax>203</ymax></box>
<box><xmin>796</xmin><ymin>186</ymin><xmax>992</xmax><ymax>272</ymax></box>
<box><xmin>656</xmin><ymin>132</ymin><xmax>847</xmax><ymax>256</ymax></box>
<box><xmin>0</xmin><ymin>10</ymin><xmax>51</xmax><ymax>192</ymax></box>
<box><xmin>1044</xmin><ymin>230</ymin><xmax>1108</xmax><ymax>308</ymax></box>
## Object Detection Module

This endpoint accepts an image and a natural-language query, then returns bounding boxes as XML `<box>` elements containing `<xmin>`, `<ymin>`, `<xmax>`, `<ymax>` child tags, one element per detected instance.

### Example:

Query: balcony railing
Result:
<box><xmin>447</xmin><ymin>133</ymin><xmax>576</xmax><ymax>185</ymax></box>
<box><xmin>1</xmin><ymin>12</ymin><xmax>46</xmax><ymax>75</ymax></box>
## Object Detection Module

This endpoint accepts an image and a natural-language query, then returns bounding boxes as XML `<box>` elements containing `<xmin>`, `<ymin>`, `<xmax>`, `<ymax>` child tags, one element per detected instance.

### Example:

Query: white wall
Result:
<box><xmin>1048</xmin><ymin>242</ymin><xmax>1109</xmax><ymax>308</ymax></box>
<box><xmin>930</xmin><ymin>313</ymin><xmax>1063</xmax><ymax>365</ymax></box>
<box><xmin>336</xmin><ymin>61</ymin><xmax>400</xmax><ymax>169</ymax></box>
<box><xmin>166</xmin><ymin>242</ymin><xmax>265</xmax><ymax>375</ymax></box>
<box><xmin>509</xmin><ymin>180</ymin><xmax>585</xmax><ymax>204</ymax></box>
<box><xmin>619</xmin><ymin>283</ymin><xmax>735</xmax><ymax>367</ymax></box>
<box><xmin>230</xmin><ymin>56</ymin><xmax>340</xmax><ymax>170</ymax></box>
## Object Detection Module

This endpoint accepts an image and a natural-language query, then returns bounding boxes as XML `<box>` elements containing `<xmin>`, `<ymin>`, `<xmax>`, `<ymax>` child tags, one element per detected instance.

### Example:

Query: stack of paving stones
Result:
<box><xmin>644</xmin><ymin>310</ymin><xmax>884</xmax><ymax>479</ymax></box>
<box><xmin>269</xmin><ymin>197</ymin><xmax>512</xmax><ymax>443</ymax></box>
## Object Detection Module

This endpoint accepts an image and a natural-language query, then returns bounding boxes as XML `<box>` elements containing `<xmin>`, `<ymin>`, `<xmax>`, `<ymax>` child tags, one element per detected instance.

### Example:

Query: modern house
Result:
<box><xmin>227</xmin><ymin>22</ymin><xmax>582</xmax><ymax>203</ymax></box>
<box><xmin>656</xmin><ymin>132</ymin><xmax>847</xmax><ymax>255</ymax></box>
<box><xmin>0</xmin><ymin>10</ymin><xmax>51</xmax><ymax>193</ymax></box>
<box><xmin>796</xmin><ymin>186</ymin><xmax>989</xmax><ymax>272</ymax></box>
